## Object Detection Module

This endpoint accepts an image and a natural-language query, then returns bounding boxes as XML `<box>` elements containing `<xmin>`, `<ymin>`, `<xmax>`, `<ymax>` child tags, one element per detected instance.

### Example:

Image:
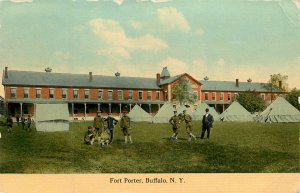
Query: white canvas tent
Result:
<box><xmin>220</xmin><ymin>101</ymin><xmax>253</xmax><ymax>122</ymax></box>
<box><xmin>192</xmin><ymin>102</ymin><xmax>219</xmax><ymax>121</ymax></box>
<box><xmin>128</xmin><ymin>104</ymin><xmax>153</xmax><ymax>122</ymax></box>
<box><xmin>153</xmin><ymin>102</ymin><xmax>175</xmax><ymax>123</ymax></box>
<box><xmin>35</xmin><ymin>104</ymin><xmax>70</xmax><ymax>132</ymax></box>
<box><xmin>259</xmin><ymin>97</ymin><xmax>300</xmax><ymax>123</ymax></box>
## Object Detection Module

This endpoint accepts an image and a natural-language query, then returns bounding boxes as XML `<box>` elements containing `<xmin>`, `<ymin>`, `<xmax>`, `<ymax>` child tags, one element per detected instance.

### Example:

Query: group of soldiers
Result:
<box><xmin>5</xmin><ymin>114</ymin><xmax>32</xmax><ymax>133</ymax></box>
<box><xmin>84</xmin><ymin>107</ymin><xmax>214</xmax><ymax>146</ymax></box>
<box><xmin>169</xmin><ymin>108</ymin><xmax>214</xmax><ymax>141</ymax></box>
<box><xmin>84</xmin><ymin>110</ymin><xmax>132</xmax><ymax>147</ymax></box>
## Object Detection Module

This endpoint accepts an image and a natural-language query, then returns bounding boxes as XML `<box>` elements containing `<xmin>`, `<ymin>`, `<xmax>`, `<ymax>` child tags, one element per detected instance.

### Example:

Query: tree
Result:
<box><xmin>268</xmin><ymin>73</ymin><xmax>289</xmax><ymax>92</ymax></box>
<box><xmin>237</xmin><ymin>91</ymin><xmax>266</xmax><ymax>113</ymax></box>
<box><xmin>172</xmin><ymin>78</ymin><xmax>195</xmax><ymax>105</ymax></box>
<box><xmin>285</xmin><ymin>88</ymin><xmax>300</xmax><ymax>110</ymax></box>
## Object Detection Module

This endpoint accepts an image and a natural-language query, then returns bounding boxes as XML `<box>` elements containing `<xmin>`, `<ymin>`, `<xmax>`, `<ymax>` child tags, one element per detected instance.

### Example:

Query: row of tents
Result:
<box><xmin>34</xmin><ymin>97</ymin><xmax>300</xmax><ymax>132</ymax></box>
<box><xmin>128</xmin><ymin>97</ymin><xmax>300</xmax><ymax>123</ymax></box>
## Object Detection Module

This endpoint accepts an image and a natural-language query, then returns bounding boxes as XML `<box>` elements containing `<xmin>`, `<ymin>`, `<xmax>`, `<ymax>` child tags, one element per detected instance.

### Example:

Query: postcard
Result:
<box><xmin>0</xmin><ymin>0</ymin><xmax>299</xmax><ymax>192</ymax></box>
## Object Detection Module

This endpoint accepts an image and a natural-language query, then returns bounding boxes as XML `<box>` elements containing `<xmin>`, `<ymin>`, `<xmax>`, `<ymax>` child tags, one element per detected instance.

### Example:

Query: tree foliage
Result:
<box><xmin>237</xmin><ymin>91</ymin><xmax>266</xmax><ymax>113</ymax></box>
<box><xmin>285</xmin><ymin>88</ymin><xmax>300</xmax><ymax>110</ymax></box>
<box><xmin>172</xmin><ymin>78</ymin><xmax>195</xmax><ymax>105</ymax></box>
<box><xmin>268</xmin><ymin>73</ymin><xmax>289</xmax><ymax>91</ymax></box>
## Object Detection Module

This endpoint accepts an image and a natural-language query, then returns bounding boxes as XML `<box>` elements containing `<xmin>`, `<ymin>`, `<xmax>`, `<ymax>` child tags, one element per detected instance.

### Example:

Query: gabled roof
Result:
<box><xmin>159</xmin><ymin>73</ymin><xmax>202</xmax><ymax>86</ymax></box>
<box><xmin>199</xmin><ymin>80</ymin><xmax>283</xmax><ymax>93</ymax></box>
<box><xmin>2</xmin><ymin>70</ymin><xmax>161</xmax><ymax>90</ymax></box>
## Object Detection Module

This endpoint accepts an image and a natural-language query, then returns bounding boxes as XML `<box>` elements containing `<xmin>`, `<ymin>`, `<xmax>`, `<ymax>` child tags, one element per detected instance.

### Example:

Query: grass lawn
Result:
<box><xmin>0</xmin><ymin>121</ymin><xmax>299</xmax><ymax>173</ymax></box>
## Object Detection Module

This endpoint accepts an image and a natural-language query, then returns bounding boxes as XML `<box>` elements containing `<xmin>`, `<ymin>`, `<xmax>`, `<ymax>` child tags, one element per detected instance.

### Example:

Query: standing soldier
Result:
<box><xmin>93</xmin><ymin>111</ymin><xmax>105</xmax><ymax>144</ymax></box>
<box><xmin>169</xmin><ymin>110</ymin><xmax>181</xmax><ymax>141</ymax></box>
<box><xmin>105</xmin><ymin>112</ymin><xmax>118</xmax><ymax>144</ymax></box>
<box><xmin>120</xmin><ymin>111</ymin><xmax>132</xmax><ymax>144</ymax></box>
<box><xmin>182</xmin><ymin>110</ymin><xmax>196</xmax><ymax>141</ymax></box>
<box><xmin>27</xmin><ymin>115</ymin><xmax>32</xmax><ymax>132</ymax></box>
<box><xmin>16</xmin><ymin>114</ymin><xmax>20</xmax><ymax>126</ymax></box>
<box><xmin>21</xmin><ymin>115</ymin><xmax>25</xmax><ymax>130</ymax></box>
<box><xmin>201</xmin><ymin>108</ymin><xmax>214</xmax><ymax>139</ymax></box>
<box><xmin>6</xmin><ymin>114</ymin><xmax>13</xmax><ymax>133</ymax></box>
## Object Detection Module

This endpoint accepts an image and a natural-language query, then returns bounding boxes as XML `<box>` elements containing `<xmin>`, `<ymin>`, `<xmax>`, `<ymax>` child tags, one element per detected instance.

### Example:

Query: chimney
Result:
<box><xmin>156</xmin><ymin>73</ymin><xmax>160</xmax><ymax>85</ymax></box>
<box><xmin>89</xmin><ymin>72</ymin><xmax>92</xmax><ymax>81</ymax></box>
<box><xmin>236</xmin><ymin>79</ymin><xmax>239</xmax><ymax>87</ymax></box>
<box><xmin>4</xmin><ymin>67</ymin><xmax>8</xmax><ymax>79</ymax></box>
<box><xmin>279</xmin><ymin>80</ymin><xmax>282</xmax><ymax>89</ymax></box>
<box><xmin>115</xmin><ymin>72</ymin><xmax>120</xmax><ymax>77</ymax></box>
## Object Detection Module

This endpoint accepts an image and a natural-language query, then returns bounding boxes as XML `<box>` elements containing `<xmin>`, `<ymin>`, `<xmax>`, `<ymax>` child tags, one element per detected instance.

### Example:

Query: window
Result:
<box><xmin>84</xmin><ymin>89</ymin><xmax>89</xmax><ymax>99</ymax></box>
<box><xmin>36</xmin><ymin>89</ymin><xmax>41</xmax><ymax>98</ymax></box>
<box><xmin>128</xmin><ymin>90</ymin><xmax>133</xmax><ymax>100</ymax></box>
<box><xmin>205</xmin><ymin>92</ymin><xmax>208</xmax><ymax>101</ymax></box>
<box><xmin>147</xmin><ymin>91</ymin><xmax>152</xmax><ymax>100</ymax></box>
<box><xmin>73</xmin><ymin>89</ymin><xmax>78</xmax><ymax>99</ymax></box>
<box><xmin>138</xmin><ymin>91</ymin><xmax>143</xmax><ymax>100</ymax></box>
<box><xmin>220</xmin><ymin>92</ymin><xmax>224</xmax><ymax>101</ymax></box>
<box><xmin>62</xmin><ymin>88</ymin><xmax>67</xmax><ymax>99</ymax></box>
<box><xmin>10</xmin><ymin>88</ymin><xmax>16</xmax><ymax>98</ymax></box>
<box><xmin>193</xmin><ymin>91</ymin><xmax>198</xmax><ymax>100</ymax></box>
<box><xmin>261</xmin><ymin>93</ymin><xmax>265</xmax><ymax>100</ymax></box>
<box><xmin>234</xmin><ymin>92</ymin><xmax>238</xmax><ymax>99</ymax></box>
<box><xmin>98</xmin><ymin>89</ymin><xmax>103</xmax><ymax>100</ymax></box>
<box><xmin>108</xmin><ymin>90</ymin><xmax>113</xmax><ymax>100</ymax></box>
<box><xmin>49</xmin><ymin>88</ymin><xmax>54</xmax><ymax>99</ymax></box>
<box><xmin>118</xmin><ymin>90</ymin><xmax>123</xmax><ymax>100</ymax></box>
<box><xmin>24</xmin><ymin>88</ymin><xmax>29</xmax><ymax>98</ymax></box>
<box><xmin>156</xmin><ymin>91</ymin><xmax>160</xmax><ymax>101</ymax></box>
<box><xmin>228</xmin><ymin>93</ymin><xmax>231</xmax><ymax>101</ymax></box>
<box><xmin>212</xmin><ymin>92</ymin><xmax>216</xmax><ymax>101</ymax></box>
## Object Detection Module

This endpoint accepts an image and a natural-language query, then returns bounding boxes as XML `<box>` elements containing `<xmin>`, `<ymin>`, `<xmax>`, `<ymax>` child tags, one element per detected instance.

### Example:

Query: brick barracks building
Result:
<box><xmin>2</xmin><ymin>67</ymin><xmax>284</xmax><ymax>119</ymax></box>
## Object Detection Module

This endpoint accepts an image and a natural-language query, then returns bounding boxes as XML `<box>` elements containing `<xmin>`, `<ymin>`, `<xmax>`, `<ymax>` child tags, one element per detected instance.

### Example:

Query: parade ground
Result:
<box><xmin>0</xmin><ymin>122</ymin><xmax>299</xmax><ymax>173</ymax></box>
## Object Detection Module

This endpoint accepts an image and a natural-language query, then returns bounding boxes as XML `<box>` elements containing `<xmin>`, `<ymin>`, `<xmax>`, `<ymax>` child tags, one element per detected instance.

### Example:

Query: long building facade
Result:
<box><xmin>2</xmin><ymin>67</ymin><xmax>284</xmax><ymax>119</ymax></box>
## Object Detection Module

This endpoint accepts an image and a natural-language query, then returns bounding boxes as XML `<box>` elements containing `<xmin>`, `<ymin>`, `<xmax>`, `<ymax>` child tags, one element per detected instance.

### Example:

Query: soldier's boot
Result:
<box><xmin>129</xmin><ymin>136</ymin><xmax>133</xmax><ymax>144</ymax></box>
<box><xmin>170</xmin><ymin>133</ymin><xmax>176</xmax><ymax>140</ymax></box>
<box><xmin>124</xmin><ymin>136</ymin><xmax>128</xmax><ymax>144</ymax></box>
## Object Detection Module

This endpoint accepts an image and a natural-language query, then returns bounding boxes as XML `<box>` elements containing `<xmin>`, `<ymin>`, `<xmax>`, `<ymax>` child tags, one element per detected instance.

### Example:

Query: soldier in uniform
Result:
<box><xmin>169</xmin><ymin>110</ymin><xmax>181</xmax><ymax>140</ymax></box>
<box><xmin>93</xmin><ymin>111</ymin><xmax>105</xmax><ymax>144</ymax></box>
<box><xmin>27</xmin><ymin>115</ymin><xmax>32</xmax><ymax>132</ymax></box>
<box><xmin>182</xmin><ymin>110</ymin><xmax>196</xmax><ymax>141</ymax></box>
<box><xmin>105</xmin><ymin>113</ymin><xmax>118</xmax><ymax>144</ymax></box>
<box><xmin>6</xmin><ymin>115</ymin><xmax>13</xmax><ymax>133</ymax></box>
<box><xmin>84</xmin><ymin>126</ymin><xmax>96</xmax><ymax>145</ymax></box>
<box><xmin>16</xmin><ymin>114</ymin><xmax>20</xmax><ymax>126</ymax></box>
<box><xmin>201</xmin><ymin>108</ymin><xmax>214</xmax><ymax>139</ymax></box>
<box><xmin>120</xmin><ymin>111</ymin><xmax>132</xmax><ymax>144</ymax></box>
<box><xmin>21</xmin><ymin>115</ymin><xmax>25</xmax><ymax>130</ymax></box>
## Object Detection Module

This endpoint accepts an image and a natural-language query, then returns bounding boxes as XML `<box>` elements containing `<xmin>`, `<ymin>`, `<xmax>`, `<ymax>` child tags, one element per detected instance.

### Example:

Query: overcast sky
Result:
<box><xmin>0</xmin><ymin>0</ymin><xmax>299</xmax><ymax>97</ymax></box>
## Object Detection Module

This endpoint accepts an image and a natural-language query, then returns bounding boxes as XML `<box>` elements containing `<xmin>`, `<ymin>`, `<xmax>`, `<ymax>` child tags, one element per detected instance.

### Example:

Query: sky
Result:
<box><xmin>0</xmin><ymin>0</ymin><xmax>299</xmax><ymax>97</ymax></box>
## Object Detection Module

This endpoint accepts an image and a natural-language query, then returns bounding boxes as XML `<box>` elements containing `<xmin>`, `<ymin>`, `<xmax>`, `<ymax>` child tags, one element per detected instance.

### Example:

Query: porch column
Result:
<box><xmin>98</xmin><ymin>103</ymin><xmax>100</xmax><ymax>112</ymax></box>
<box><xmin>84</xmin><ymin>103</ymin><xmax>86</xmax><ymax>119</ymax></box>
<box><xmin>109</xmin><ymin>103</ymin><xmax>111</xmax><ymax>114</ymax></box>
<box><xmin>20</xmin><ymin>103</ymin><xmax>23</xmax><ymax>117</ymax></box>
<box><xmin>158</xmin><ymin>104</ymin><xmax>160</xmax><ymax>109</ymax></box>
<box><xmin>71</xmin><ymin>103</ymin><xmax>74</xmax><ymax>119</ymax></box>
<box><xmin>222</xmin><ymin>104</ymin><xmax>225</xmax><ymax>112</ymax></box>
<box><xmin>149</xmin><ymin>104</ymin><xmax>151</xmax><ymax>114</ymax></box>
<box><xmin>214</xmin><ymin>104</ymin><xmax>217</xmax><ymax>109</ymax></box>
<box><xmin>129</xmin><ymin>104</ymin><xmax>132</xmax><ymax>111</ymax></box>
<box><xmin>119</xmin><ymin>104</ymin><xmax>122</xmax><ymax>115</ymax></box>
<box><xmin>33</xmin><ymin>103</ymin><xmax>36</xmax><ymax>117</ymax></box>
